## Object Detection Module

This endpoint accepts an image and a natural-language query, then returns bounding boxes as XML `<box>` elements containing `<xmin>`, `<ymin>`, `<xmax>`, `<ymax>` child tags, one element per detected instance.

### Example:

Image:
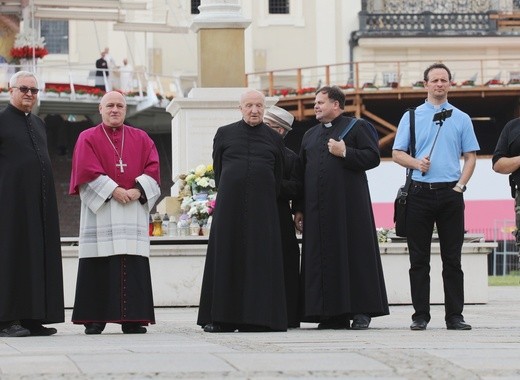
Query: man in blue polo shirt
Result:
<box><xmin>392</xmin><ymin>62</ymin><xmax>480</xmax><ymax>331</ymax></box>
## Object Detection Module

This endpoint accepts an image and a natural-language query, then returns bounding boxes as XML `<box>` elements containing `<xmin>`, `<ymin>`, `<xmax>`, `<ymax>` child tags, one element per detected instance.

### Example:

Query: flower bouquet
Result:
<box><xmin>485</xmin><ymin>79</ymin><xmax>504</xmax><ymax>87</ymax></box>
<box><xmin>460</xmin><ymin>79</ymin><xmax>475</xmax><ymax>87</ymax></box>
<box><xmin>508</xmin><ymin>78</ymin><xmax>520</xmax><ymax>87</ymax></box>
<box><xmin>180</xmin><ymin>193</ymin><xmax>216</xmax><ymax>227</ymax></box>
<box><xmin>412</xmin><ymin>80</ymin><xmax>424</xmax><ymax>89</ymax></box>
<box><xmin>10</xmin><ymin>28</ymin><xmax>48</xmax><ymax>61</ymax></box>
<box><xmin>339</xmin><ymin>82</ymin><xmax>355</xmax><ymax>92</ymax></box>
<box><xmin>296</xmin><ymin>87</ymin><xmax>317</xmax><ymax>96</ymax></box>
<box><xmin>184</xmin><ymin>164</ymin><xmax>216</xmax><ymax>196</ymax></box>
<box><xmin>362</xmin><ymin>82</ymin><xmax>378</xmax><ymax>90</ymax></box>
<box><xmin>273</xmin><ymin>87</ymin><xmax>297</xmax><ymax>97</ymax></box>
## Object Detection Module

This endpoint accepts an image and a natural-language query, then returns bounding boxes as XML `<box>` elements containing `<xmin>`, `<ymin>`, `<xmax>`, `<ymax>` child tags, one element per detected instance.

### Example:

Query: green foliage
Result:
<box><xmin>488</xmin><ymin>275</ymin><xmax>520</xmax><ymax>286</ymax></box>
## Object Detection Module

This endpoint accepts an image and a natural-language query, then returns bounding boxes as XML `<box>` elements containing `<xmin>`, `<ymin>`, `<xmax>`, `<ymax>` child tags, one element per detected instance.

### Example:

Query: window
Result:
<box><xmin>258</xmin><ymin>0</ymin><xmax>304</xmax><ymax>27</ymax></box>
<box><xmin>269</xmin><ymin>0</ymin><xmax>289</xmax><ymax>14</ymax></box>
<box><xmin>40</xmin><ymin>20</ymin><xmax>68</xmax><ymax>55</ymax></box>
<box><xmin>191</xmin><ymin>0</ymin><xmax>201</xmax><ymax>14</ymax></box>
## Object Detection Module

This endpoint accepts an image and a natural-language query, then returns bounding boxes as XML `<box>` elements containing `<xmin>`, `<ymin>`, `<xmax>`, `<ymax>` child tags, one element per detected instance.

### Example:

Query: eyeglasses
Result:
<box><xmin>12</xmin><ymin>86</ymin><xmax>39</xmax><ymax>95</ymax></box>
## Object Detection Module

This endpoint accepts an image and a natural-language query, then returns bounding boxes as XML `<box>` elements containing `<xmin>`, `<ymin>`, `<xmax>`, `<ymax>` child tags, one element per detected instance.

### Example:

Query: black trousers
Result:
<box><xmin>405</xmin><ymin>184</ymin><xmax>465</xmax><ymax>323</ymax></box>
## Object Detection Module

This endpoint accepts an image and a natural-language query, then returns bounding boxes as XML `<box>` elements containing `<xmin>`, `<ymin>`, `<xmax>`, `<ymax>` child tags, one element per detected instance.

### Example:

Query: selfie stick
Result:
<box><xmin>421</xmin><ymin>109</ymin><xmax>453</xmax><ymax>176</ymax></box>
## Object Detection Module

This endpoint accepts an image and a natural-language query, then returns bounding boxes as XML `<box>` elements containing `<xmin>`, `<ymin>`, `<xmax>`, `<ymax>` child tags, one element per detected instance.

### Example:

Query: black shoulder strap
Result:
<box><xmin>409</xmin><ymin>108</ymin><xmax>416</xmax><ymax>158</ymax></box>
<box><xmin>403</xmin><ymin>108</ymin><xmax>416</xmax><ymax>192</ymax></box>
<box><xmin>338</xmin><ymin>117</ymin><xmax>357</xmax><ymax>140</ymax></box>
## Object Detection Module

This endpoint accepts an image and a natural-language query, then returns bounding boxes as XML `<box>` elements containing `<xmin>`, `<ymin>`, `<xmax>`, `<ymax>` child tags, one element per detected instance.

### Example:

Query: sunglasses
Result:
<box><xmin>12</xmin><ymin>86</ymin><xmax>39</xmax><ymax>94</ymax></box>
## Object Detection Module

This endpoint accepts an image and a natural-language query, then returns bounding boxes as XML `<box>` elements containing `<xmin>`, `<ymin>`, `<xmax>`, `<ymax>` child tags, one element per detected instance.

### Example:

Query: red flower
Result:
<box><xmin>486</xmin><ymin>79</ymin><xmax>503</xmax><ymax>86</ymax></box>
<box><xmin>10</xmin><ymin>46</ymin><xmax>48</xmax><ymax>59</ymax></box>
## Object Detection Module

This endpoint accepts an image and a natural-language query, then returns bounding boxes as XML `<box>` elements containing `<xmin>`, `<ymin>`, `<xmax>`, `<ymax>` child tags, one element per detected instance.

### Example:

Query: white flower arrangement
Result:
<box><xmin>377</xmin><ymin>227</ymin><xmax>392</xmax><ymax>243</ymax></box>
<box><xmin>13</xmin><ymin>28</ymin><xmax>46</xmax><ymax>49</ymax></box>
<box><xmin>184</xmin><ymin>164</ymin><xmax>216</xmax><ymax>195</ymax></box>
<box><xmin>10</xmin><ymin>28</ymin><xmax>48</xmax><ymax>60</ymax></box>
<box><xmin>180</xmin><ymin>193</ymin><xmax>216</xmax><ymax>226</ymax></box>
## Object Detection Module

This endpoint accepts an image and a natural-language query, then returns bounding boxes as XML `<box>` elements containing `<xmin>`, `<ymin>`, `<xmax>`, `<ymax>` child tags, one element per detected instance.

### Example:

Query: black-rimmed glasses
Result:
<box><xmin>12</xmin><ymin>86</ymin><xmax>39</xmax><ymax>94</ymax></box>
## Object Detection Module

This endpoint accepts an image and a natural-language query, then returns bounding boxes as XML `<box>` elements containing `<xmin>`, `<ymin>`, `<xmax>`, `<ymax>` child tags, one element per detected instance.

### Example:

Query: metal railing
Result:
<box><xmin>0</xmin><ymin>62</ymin><xmax>183</xmax><ymax>102</ymax></box>
<box><xmin>357</xmin><ymin>12</ymin><xmax>496</xmax><ymax>37</ymax></box>
<box><xmin>245</xmin><ymin>58</ymin><xmax>520</xmax><ymax>97</ymax></box>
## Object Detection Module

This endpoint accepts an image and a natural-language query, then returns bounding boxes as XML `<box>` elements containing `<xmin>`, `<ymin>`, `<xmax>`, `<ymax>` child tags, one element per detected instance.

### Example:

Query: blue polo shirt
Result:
<box><xmin>393</xmin><ymin>100</ymin><xmax>480</xmax><ymax>182</ymax></box>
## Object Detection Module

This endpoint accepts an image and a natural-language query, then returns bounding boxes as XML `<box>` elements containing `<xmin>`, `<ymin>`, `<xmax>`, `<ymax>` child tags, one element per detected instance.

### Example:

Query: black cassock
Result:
<box><xmin>278</xmin><ymin>147</ymin><xmax>302</xmax><ymax>328</ymax></box>
<box><xmin>0</xmin><ymin>104</ymin><xmax>64</xmax><ymax>324</ymax></box>
<box><xmin>197</xmin><ymin>120</ymin><xmax>288</xmax><ymax>331</ymax></box>
<box><xmin>298</xmin><ymin>115</ymin><xmax>389</xmax><ymax>322</ymax></box>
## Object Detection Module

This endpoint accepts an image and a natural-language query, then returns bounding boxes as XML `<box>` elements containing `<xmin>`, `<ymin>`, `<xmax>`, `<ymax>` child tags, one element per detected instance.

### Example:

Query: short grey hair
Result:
<box><xmin>9</xmin><ymin>71</ymin><xmax>40</xmax><ymax>89</ymax></box>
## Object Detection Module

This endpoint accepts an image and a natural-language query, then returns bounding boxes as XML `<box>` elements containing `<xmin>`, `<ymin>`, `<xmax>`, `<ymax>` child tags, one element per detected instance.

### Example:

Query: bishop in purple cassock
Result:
<box><xmin>69</xmin><ymin>91</ymin><xmax>161</xmax><ymax>335</ymax></box>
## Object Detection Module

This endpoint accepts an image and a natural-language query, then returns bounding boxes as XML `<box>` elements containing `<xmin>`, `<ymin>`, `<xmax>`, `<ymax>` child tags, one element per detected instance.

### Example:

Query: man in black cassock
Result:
<box><xmin>264</xmin><ymin>105</ymin><xmax>302</xmax><ymax>328</ymax></box>
<box><xmin>95</xmin><ymin>51</ymin><xmax>108</xmax><ymax>91</ymax></box>
<box><xmin>197</xmin><ymin>90</ymin><xmax>288</xmax><ymax>333</ymax></box>
<box><xmin>0</xmin><ymin>71</ymin><xmax>64</xmax><ymax>337</ymax></box>
<box><xmin>294</xmin><ymin>86</ymin><xmax>389</xmax><ymax>330</ymax></box>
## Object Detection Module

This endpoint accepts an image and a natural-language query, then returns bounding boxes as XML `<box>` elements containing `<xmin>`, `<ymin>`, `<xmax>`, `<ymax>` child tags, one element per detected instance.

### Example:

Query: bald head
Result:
<box><xmin>99</xmin><ymin>91</ymin><xmax>127</xmax><ymax>128</ymax></box>
<box><xmin>239</xmin><ymin>89</ymin><xmax>265</xmax><ymax>126</ymax></box>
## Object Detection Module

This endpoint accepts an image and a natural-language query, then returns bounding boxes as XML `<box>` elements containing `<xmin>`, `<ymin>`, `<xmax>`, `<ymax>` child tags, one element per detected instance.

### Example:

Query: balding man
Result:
<box><xmin>69</xmin><ymin>91</ymin><xmax>161</xmax><ymax>335</ymax></box>
<box><xmin>197</xmin><ymin>90</ymin><xmax>288</xmax><ymax>333</ymax></box>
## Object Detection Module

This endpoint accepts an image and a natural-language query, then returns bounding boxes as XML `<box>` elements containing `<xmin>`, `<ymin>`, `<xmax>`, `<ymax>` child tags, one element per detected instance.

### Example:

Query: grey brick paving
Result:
<box><xmin>1</xmin><ymin>286</ymin><xmax>520</xmax><ymax>379</ymax></box>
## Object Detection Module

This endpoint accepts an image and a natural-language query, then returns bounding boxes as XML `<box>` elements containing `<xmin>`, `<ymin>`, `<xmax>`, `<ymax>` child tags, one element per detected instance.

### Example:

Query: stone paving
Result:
<box><xmin>1</xmin><ymin>286</ymin><xmax>520</xmax><ymax>379</ymax></box>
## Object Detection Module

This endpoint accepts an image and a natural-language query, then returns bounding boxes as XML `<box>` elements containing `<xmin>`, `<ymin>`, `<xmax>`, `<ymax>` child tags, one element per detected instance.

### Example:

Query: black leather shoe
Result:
<box><xmin>410</xmin><ymin>319</ymin><xmax>428</xmax><ymax>331</ymax></box>
<box><xmin>122</xmin><ymin>323</ymin><xmax>147</xmax><ymax>334</ymax></box>
<box><xmin>28</xmin><ymin>326</ymin><xmax>57</xmax><ymax>336</ymax></box>
<box><xmin>0</xmin><ymin>324</ymin><xmax>30</xmax><ymax>337</ymax></box>
<box><xmin>84</xmin><ymin>323</ymin><xmax>105</xmax><ymax>335</ymax></box>
<box><xmin>203</xmin><ymin>323</ymin><xmax>236</xmax><ymax>333</ymax></box>
<box><xmin>446</xmin><ymin>320</ymin><xmax>472</xmax><ymax>330</ymax></box>
<box><xmin>351</xmin><ymin>314</ymin><xmax>371</xmax><ymax>330</ymax></box>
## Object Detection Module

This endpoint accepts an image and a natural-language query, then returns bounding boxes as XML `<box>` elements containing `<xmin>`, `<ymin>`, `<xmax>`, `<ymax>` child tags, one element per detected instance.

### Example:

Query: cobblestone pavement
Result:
<box><xmin>1</xmin><ymin>286</ymin><xmax>520</xmax><ymax>379</ymax></box>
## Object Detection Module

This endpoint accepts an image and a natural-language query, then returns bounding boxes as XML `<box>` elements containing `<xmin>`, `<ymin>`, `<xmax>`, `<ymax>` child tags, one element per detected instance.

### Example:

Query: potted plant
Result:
<box><xmin>412</xmin><ymin>80</ymin><xmax>424</xmax><ymax>89</ymax></box>
<box><xmin>362</xmin><ymin>82</ymin><xmax>378</xmax><ymax>90</ymax></box>
<box><xmin>10</xmin><ymin>28</ymin><xmax>48</xmax><ymax>70</ymax></box>
<box><xmin>485</xmin><ymin>79</ymin><xmax>504</xmax><ymax>87</ymax></box>
<box><xmin>43</xmin><ymin>87</ymin><xmax>59</xmax><ymax>98</ymax></box>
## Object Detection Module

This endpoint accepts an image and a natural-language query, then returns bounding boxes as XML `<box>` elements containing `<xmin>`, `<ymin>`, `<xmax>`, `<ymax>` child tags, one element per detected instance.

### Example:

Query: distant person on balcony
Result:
<box><xmin>103</xmin><ymin>47</ymin><xmax>117</xmax><ymax>68</ymax></box>
<box><xmin>492</xmin><ymin>118</ymin><xmax>520</xmax><ymax>251</ymax></box>
<box><xmin>0</xmin><ymin>71</ymin><xmax>64</xmax><ymax>337</ymax></box>
<box><xmin>197</xmin><ymin>89</ymin><xmax>288</xmax><ymax>333</ymax></box>
<box><xmin>69</xmin><ymin>91</ymin><xmax>161</xmax><ymax>335</ymax></box>
<box><xmin>95</xmin><ymin>51</ymin><xmax>109</xmax><ymax>92</ymax></box>
<box><xmin>264</xmin><ymin>105</ymin><xmax>302</xmax><ymax>328</ymax></box>
<box><xmin>119</xmin><ymin>58</ymin><xmax>133</xmax><ymax>93</ymax></box>
<box><xmin>393</xmin><ymin>62</ymin><xmax>479</xmax><ymax>331</ymax></box>
<box><xmin>103</xmin><ymin>47</ymin><xmax>118</xmax><ymax>89</ymax></box>
<box><xmin>293</xmin><ymin>85</ymin><xmax>389</xmax><ymax>330</ymax></box>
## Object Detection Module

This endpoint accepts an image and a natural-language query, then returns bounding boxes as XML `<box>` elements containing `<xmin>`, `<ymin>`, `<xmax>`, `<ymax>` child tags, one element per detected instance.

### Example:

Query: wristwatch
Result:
<box><xmin>456</xmin><ymin>183</ymin><xmax>467</xmax><ymax>192</ymax></box>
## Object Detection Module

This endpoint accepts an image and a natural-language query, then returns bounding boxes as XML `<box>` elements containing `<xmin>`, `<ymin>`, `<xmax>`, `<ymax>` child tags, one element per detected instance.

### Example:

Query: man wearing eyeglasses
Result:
<box><xmin>0</xmin><ymin>71</ymin><xmax>64</xmax><ymax>337</ymax></box>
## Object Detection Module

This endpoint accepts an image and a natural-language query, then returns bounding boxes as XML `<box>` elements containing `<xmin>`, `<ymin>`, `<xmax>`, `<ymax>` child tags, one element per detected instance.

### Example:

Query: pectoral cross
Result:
<box><xmin>116</xmin><ymin>158</ymin><xmax>127</xmax><ymax>173</ymax></box>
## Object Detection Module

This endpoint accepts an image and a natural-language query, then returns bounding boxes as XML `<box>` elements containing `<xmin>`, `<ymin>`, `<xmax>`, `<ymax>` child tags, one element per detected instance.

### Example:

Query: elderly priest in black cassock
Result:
<box><xmin>197</xmin><ymin>89</ymin><xmax>288</xmax><ymax>333</ymax></box>
<box><xmin>0</xmin><ymin>71</ymin><xmax>64</xmax><ymax>337</ymax></box>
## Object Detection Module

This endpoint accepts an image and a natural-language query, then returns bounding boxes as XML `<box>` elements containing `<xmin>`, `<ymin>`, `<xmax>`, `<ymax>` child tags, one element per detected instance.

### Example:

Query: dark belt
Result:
<box><xmin>412</xmin><ymin>180</ymin><xmax>457</xmax><ymax>190</ymax></box>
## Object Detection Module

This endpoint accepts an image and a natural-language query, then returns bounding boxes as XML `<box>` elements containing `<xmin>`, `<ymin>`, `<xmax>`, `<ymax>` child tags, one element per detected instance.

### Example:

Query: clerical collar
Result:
<box><xmin>102</xmin><ymin>123</ymin><xmax>124</xmax><ymax>131</ymax></box>
<box><xmin>324</xmin><ymin>122</ymin><xmax>332</xmax><ymax>128</ymax></box>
